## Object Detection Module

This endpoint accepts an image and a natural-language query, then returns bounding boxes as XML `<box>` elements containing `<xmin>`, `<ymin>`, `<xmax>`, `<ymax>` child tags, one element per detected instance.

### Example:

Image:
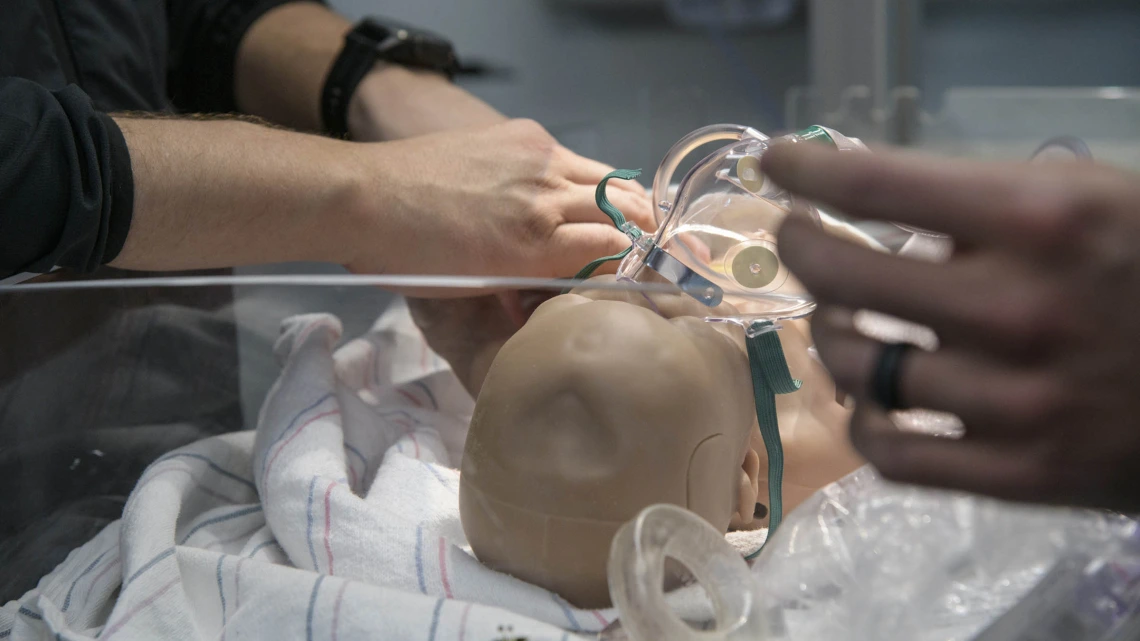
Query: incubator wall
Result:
<box><xmin>6</xmin><ymin>267</ymin><xmax>1139</xmax><ymax>640</ymax></box>
<box><xmin>0</xmin><ymin>273</ymin><xmax>852</xmax><ymax>640</ymax></box>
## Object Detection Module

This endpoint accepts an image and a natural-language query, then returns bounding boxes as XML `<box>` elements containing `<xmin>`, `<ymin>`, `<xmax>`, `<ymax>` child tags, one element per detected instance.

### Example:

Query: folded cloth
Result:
<box><xmin>727</xmin><ymin>529</ymin><xmax>768</xmax><ymax>557</ymax></box>
<box><xmin>2</xmin><ymin>300</ymin><xmax>719</xmax><ymax>640</ymax></box>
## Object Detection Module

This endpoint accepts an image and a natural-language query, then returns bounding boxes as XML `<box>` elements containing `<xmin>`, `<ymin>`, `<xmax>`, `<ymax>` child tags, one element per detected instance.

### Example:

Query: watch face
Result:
<box><xmin>359</xmin><ymin>18</ymin><xmax>444</xmax><ymax>48</ymax></box>
<box><xmin>355</xmin><ymin>18</ymin><xmax>394</xmax><ymax>43</ymax></box>
<box><xmin>389</xmin><ymin>39</ymin><xmax>457</xmax><ymax>70</ymax></box>
<box><xmin>357</xmin><ymin>18</ymin><xmax>456</xmax><ymax>73</ymax></box>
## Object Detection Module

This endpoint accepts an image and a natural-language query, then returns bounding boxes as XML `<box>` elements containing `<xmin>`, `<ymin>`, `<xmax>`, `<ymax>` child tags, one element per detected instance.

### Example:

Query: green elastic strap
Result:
<box><xmin>567</xmin><ymin>170</ymin><xmax>799</xmax><ymax>562</ymax></box>
<box><xmin>572</xmin><ymin>246</ymin><xmax>634</xmax><ymax>281</ymax></box>
<box><xmin>594</xmin><ymin>168</ymin><xmax>643</xmax><ymax>231</ymax></box>
<box><xmin>562</xmin><ymin>169</ymin><xmax>644</xmax><ymax>293</ymax></box>
<box><xmin>743</xmin><ymin>321</ymin><xmax>801</xmax><ymax>561</ymax></box>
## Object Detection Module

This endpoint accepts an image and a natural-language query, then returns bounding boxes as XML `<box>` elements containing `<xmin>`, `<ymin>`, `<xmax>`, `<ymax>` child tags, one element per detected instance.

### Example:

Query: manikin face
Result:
<box><xmin>554</xmin><ymin>278</ymin><xmax>863</xmax><ymax>528</ymax></box>
<box><xmin>464</xmin><ymin>284</ymin><xmax>758</xmax><ymax>524</ymax></box>
<box><xmin>460</xmin><ymin>283</ymin><xmax>759</xmax><ymax>608</ymax></box>
<box><xmin>459</xmin><ymin>276</ymin><xmax>864</xmax><ymax>608</ymax></box>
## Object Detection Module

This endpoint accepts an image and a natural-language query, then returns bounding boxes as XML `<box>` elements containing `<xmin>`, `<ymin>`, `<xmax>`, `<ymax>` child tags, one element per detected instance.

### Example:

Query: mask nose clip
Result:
<box><xmin>643</xmin><ymin>245</ymin><xmax>724</xmax><ymax>307</ymax></box>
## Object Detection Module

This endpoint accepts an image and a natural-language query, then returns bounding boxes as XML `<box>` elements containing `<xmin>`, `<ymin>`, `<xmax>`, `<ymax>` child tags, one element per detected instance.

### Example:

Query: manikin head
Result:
<box><xmin>458</xmin><ymin>279</ymin><xmax>863</xmax><ymax>609</ymax></box>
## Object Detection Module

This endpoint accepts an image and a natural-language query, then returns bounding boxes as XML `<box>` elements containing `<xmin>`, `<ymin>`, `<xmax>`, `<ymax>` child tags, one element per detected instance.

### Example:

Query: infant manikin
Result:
<box><xmin>458</xmin><ymin>278</ymin><xmax>864</xmax><ymax>609</ymax></box>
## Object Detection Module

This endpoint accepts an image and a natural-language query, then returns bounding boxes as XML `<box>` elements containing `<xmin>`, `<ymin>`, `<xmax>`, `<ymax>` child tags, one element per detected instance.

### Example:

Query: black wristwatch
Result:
<box><xmin>321</xmin><ymin>18</ymin><xmax>460</xmax><ymax>139</ymax></box>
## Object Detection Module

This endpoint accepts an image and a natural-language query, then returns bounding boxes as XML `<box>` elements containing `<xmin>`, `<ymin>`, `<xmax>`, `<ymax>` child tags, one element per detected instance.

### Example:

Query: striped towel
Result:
<box><xmin>1</xmin><ymin>299</ymin><xmax>717</xmax><ymax>640</ymax></box>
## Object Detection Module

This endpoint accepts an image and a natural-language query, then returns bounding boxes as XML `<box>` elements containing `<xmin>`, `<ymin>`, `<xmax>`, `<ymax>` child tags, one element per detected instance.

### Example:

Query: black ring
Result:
<box><xmin>871</xmin><ymin>342</ymin><xmax>913</xmax><ymax>411</ymax></box>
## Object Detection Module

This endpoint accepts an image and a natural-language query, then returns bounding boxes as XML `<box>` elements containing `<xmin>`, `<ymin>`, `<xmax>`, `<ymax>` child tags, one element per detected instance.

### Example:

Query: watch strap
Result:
<box><xmin>321</xmin><ymin>27</ymin><xmax>383</xmax><ymax>139</ymax></box>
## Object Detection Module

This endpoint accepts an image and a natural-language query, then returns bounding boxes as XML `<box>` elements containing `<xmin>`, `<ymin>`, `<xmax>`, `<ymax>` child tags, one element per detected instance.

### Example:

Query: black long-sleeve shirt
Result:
<box><xmin>0</xmin><ymin>0</ymin><xmax>322</xmax><ymax>279</ymax></box>
<box><xmin>0</xmin><ymin>79</ymin><xmax>134</xmax><ymax>275</ymax></box>
<box><xmin>1</xmin><ymin>0</ymin><xmax>325</xmax><ymax>600</ymax></box>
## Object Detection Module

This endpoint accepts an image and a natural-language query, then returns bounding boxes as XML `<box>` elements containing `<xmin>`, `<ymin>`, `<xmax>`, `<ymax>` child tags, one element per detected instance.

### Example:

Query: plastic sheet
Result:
<box><xmin>607</xmin><ymin>467</ymin><xmax>1140</xmax><ymax>641</ymax></box>
<box><xmin>752</xmin><ymin>467</ymin><xmax>1139</xmax><ymax>640</ymax></box>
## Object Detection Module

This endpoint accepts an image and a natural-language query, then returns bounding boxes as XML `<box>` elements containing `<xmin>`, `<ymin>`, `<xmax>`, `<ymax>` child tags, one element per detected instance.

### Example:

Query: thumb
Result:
<box><xmin>495</xmin><ymin>291</ymin><xmax>529</xmax><ymax>329</ymax></box>
<box><xmin>546</xmin><ymin>223</ymin><xmax>632</xmax><ymax>279</ymax></box>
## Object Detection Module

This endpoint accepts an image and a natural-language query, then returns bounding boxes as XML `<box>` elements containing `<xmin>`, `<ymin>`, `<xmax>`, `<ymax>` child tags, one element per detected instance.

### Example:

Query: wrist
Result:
<box><xmin>309</xmin><ymin>138</ymin><xmax>379</xmax><ymax>268</ymax></box>
<box><xmin>347</xmin><ymin>64</ymin><xmax>505</xmax><ymax>142</ymax></box>
<box><xmin>346</xmin><ymin>64</ymin><xmax>450</xmax><ymax>141</ymax></box>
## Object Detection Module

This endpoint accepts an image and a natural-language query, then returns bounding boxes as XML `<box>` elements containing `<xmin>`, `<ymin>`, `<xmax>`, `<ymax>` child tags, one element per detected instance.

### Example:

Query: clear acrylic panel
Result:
<box><xmin>0</xmin><ymin>272</ymin><xmax>859</xmax><ymax>640</ymax></box>
<box><xmin>8</xmin><ymin>268</ymin><xmax>1134</xmax><ymax>640</ymax></box>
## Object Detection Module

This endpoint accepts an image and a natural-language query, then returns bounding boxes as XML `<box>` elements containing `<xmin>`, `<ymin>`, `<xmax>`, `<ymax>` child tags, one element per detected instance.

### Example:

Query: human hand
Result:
<box><xmin>411</xmin><ymin>271</ymin><xmax>737</xmax><ymax>399</ymax></box>
<box><xmin>407</xmin><ymin>294</ymin><xmax>519</xmax><ymax>398</ymax></box>
<box><xmin>348</xmin><ymin>74</ymin><xmax>652</xmax><ymax>311</ymax></box>
<box><xmin>764</xmin><ymin>142</ymin><xmax>1140</xmax><ymax>512</ymax></box>
<box><xmin>341</xmin><ymin>119</ymin><xmax>654</xmax><ymax>293</ymax></box>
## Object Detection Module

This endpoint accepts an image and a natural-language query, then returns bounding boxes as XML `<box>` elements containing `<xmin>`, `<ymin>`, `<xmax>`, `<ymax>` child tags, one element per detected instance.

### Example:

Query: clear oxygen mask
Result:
<box><xmin>616</xmin><ymin>124</ymin><xmax>894</xmax><ymax>325</ymax></box>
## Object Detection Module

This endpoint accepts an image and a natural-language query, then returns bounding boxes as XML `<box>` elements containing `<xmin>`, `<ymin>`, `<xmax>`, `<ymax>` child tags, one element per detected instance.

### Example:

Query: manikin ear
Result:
<box><xmin>731</xmin><ymin>447</ymin><xmax>762</xmax><ymax>527</ymax></box>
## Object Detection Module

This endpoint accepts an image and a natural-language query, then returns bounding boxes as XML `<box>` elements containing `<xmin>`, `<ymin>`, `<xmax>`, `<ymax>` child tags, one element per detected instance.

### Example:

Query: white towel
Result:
<box><xmin>2</xmin><ymin>300</ymin><xmax>721</xmax><ymax>641</ymax></box>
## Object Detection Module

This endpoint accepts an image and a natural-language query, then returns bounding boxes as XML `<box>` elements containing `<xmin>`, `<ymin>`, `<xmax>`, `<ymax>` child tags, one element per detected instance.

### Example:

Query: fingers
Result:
<box><xmin>496</xmin><ymin>290</ymin><xmax>558</xmax><ymax>328</ymax></box>
<box><xmin>496</xmin><ymin>291</ymin><xmax>530</xmax><ymax>329</ymax></box>
<box><xmin>550</xmin><ymin>147</ymin><xmax>656</xmax><ymax>231</ymax></box>
<box><xmin>780</xmin><ymin>214</ymin><xmax>1072</xmax><ymax>358</ymax></box>
<box><xmin>848</xmin><ymin>405</ymin><xmax>1053</xmax><ymax>503</ymax></box>
<box><xmin>778</xmin><ymin>215</ymin><xmax>980</xmax><ymax>332</ymax></box>
<box><xmin>545</xmin><ymin>224</ymin><xmax>633</xmax><ymax>278</ymax></box>
<box><xmin>557</xmin><ymin>183</ymin><xmax>656</xmax><ymax>234</ymax></box>
<box><xmin>553</xmin><ymin>147</ymin><xmax>648</xmax><ymax>194</ymax></box>
<box><xmin>666</xmin><ymin>231</ymin><xmax>713</xmax><ymax>265</ymax></box>
<box><xmin>811</xmin><ymin>306</ymin><xmax>1057</xmax><ymax>435</ymax></box>
<box><xmin>761</xmin><ymin>143</ymin><xmax>1091</xmax><ymax>250</ymax></box>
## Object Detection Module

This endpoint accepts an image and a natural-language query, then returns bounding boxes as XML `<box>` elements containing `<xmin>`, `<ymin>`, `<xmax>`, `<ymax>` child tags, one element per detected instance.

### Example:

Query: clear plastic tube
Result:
<box><xmin>607</xmin><ymin>504</ymin><xmax>767</xmax><ymax>641</ymax></box>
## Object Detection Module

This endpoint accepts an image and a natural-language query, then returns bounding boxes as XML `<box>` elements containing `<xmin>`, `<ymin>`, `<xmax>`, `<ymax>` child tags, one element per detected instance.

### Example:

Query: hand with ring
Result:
<box><xmin>763</xmin><ymin>142</ymin><xmax>1140</xmax><ymax>513</ymax></box>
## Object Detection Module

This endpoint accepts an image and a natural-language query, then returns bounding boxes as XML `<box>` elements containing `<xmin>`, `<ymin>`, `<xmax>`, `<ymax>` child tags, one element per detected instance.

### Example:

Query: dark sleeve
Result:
<box><xmin>166</xmin><ymin>0</ymin><xmax>328</xmax><ymax>114</ymax></box>
<box><xmin>0</xmin><ymin>78</ymin><xmax>133</xmax><ymax>278</ymax></box>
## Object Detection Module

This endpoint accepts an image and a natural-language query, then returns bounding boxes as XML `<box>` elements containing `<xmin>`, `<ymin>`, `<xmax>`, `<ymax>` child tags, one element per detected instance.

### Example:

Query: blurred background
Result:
<box><xmin>322</xmin><ymin>0</ymin><xmax>1140</xmax><ymax>168</ymax></box>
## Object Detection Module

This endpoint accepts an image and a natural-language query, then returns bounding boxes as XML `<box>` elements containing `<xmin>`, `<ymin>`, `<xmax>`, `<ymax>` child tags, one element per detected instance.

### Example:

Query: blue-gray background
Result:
<box><xmin>329</xmin><ymin>0</ymin><xmax>1140</xmax><ymax>169</ymax></box>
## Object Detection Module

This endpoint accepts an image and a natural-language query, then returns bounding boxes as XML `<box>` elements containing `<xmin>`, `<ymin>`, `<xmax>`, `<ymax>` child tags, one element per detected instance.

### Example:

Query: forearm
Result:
<box><xmin>109</xmin><ymin>116</ymin><xmax>363</xmax><ymax>271</ymax></box>
<box><xmin>232</xmin><ymin>2</ymin><xmax>346</xmax><ymax>131</ymax></box>
<box><xmin>234</xmin><ymin>2</ymin><xmax>504</xmax><ymax>140</ymax></box>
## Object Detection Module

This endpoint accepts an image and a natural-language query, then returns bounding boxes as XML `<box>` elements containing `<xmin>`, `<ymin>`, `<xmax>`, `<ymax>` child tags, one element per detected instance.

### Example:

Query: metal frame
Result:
<box><xmin>807</xmin><ymin>0</ymin><xmax>923</xmax><ymax>143</ymax></box>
